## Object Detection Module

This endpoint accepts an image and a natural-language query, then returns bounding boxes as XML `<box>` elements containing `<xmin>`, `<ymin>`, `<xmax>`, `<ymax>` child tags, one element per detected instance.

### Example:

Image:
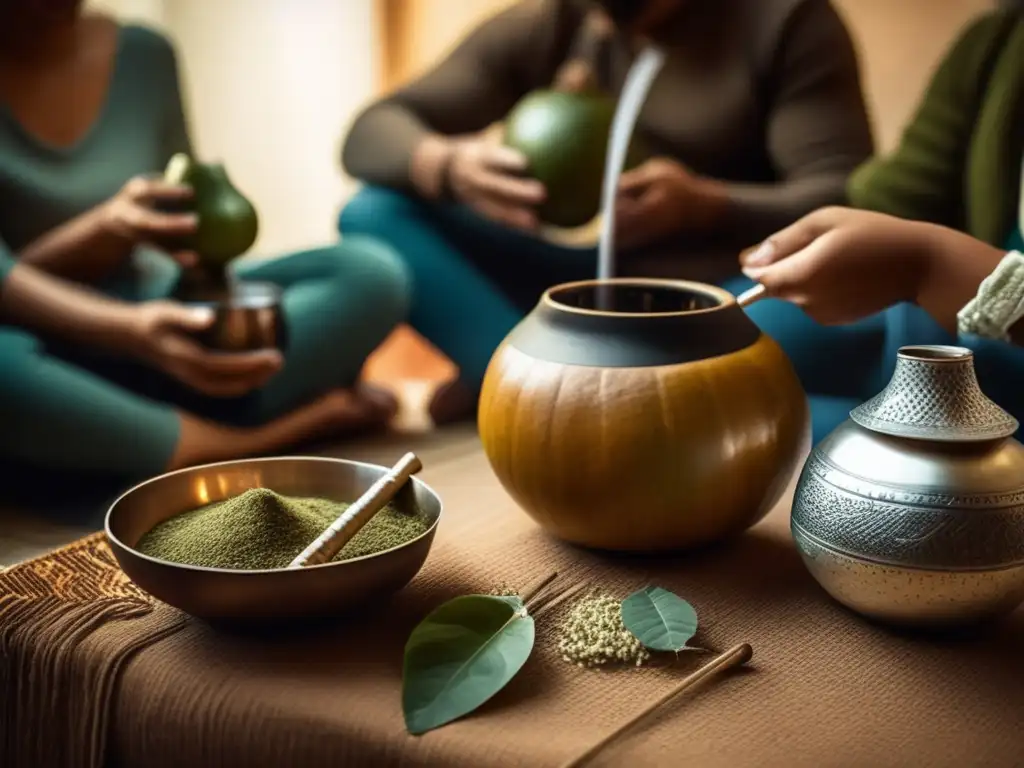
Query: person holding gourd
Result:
<box><xmin>0</xmin><ymin>1</ymin><xmax>410</xmax><ymax>480</ymax></box>
<box><xmin>732</xmin><ymin>2</ymin><xmax>1024</xmax><ymax>441</ymax></box>
<box><xmin>339</xmin><ymin>0</ymin><xmax>874</xmax><ymax>424</ymax></box>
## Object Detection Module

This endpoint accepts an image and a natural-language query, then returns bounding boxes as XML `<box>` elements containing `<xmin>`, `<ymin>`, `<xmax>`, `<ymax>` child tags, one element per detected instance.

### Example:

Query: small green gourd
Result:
<box><xmin>164</xmin><ymin>153</ymin><xmax>259</xmax><ymax>269</ymax></box>
<box><xmin>503</xmin><ymin>89</ymin><xmax>647</xmax><ymax>229</ymax></box>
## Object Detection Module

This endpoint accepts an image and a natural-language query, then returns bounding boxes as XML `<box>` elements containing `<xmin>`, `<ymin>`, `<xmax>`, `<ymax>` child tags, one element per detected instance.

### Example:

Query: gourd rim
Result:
<box><xmin>542</xmin><ymin>278</ymin><xmax>735</xmax><ymax>318</ymax></box>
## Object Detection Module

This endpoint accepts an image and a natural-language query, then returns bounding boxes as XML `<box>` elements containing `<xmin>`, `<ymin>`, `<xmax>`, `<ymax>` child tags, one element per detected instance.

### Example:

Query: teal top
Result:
<box><xmin>0</xmin><ymin>22</ymin><xmax>412</xmax><ymax>483</ymax></box>
<box><xmin>0</xmin><ymin>25</ymin><xmax>190</xmax><ymax>263</ymax></box>
<box><xmin>850</xmin><ymin>11</ymin><xmax>1024</xmax><ymax>246</ymax></box>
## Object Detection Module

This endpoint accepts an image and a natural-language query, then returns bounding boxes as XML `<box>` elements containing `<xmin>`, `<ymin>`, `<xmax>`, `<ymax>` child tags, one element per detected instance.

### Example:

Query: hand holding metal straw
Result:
<box><xmin>288</xmin><ymin>452</ymin><xmax>423</xmax><ymax>568</ymax></box>
<box><xmin>735</xmin><ymin>242</ymin><xmax>769</xmax><ymax>307</ymax></box>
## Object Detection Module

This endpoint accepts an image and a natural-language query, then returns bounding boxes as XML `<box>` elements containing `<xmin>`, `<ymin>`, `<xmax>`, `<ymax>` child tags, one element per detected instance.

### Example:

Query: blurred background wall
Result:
<box><xmin>88</xmin><ymin>0</ymin><xmax>379</xmax><ymax>257</ymax></box>
<box><xmin>88</xmin><ymin>0</ymin><xmax>997</xmax><ymax>384</ymax></box>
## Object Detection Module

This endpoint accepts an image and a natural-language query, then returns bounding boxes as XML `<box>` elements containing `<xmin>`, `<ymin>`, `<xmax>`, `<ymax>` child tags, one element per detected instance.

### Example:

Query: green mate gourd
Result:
<box><xmin>164</xmin><ymin>153</ymin><xmax>259</xmax><ymax>268</ymax></box>
<box><xmin>503</xmin><ymin>89</ymin><xmax>646</xmax><ymax>229</ymax></box>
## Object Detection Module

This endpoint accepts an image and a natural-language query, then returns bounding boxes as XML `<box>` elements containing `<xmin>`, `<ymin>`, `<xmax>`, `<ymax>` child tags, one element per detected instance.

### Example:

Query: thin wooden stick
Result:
<box><xmin>521</xmin><ymin>570</ymin><xmax>559</xmax><ymax>606</ymax></box>
<box><xmin>532</xmin><ymin>581</ymin><xmax>591</xmax><ymax>619</ymax></box>
<box><xmin>559</xmin><ymin>643</ymin><xmax>754</xmax><ymax>768</ymax></box>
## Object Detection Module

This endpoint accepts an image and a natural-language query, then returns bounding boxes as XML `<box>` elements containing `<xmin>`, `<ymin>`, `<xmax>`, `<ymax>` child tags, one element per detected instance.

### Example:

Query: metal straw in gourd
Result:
<box><xmin>596</xmin><ymin>45</ymin><xmax>666</xmax><ymax>309</ymax></box>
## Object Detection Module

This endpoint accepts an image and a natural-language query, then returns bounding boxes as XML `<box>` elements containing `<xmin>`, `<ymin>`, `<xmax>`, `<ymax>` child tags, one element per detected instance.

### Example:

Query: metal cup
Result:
<box><xmin>190</xmin><ymin>280</ymin><xmax>287</xmax><ymax>353</ymax></box>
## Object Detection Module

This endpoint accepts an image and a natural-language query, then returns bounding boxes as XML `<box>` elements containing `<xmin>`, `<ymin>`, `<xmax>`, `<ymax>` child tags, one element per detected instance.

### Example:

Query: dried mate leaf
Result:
<box><xmin>402</xmin><ymin>595</ymin><xmax>535</xmax><ymax>735</ymax></box>
<box><xmin>620</xmin><ymin>586</ymin><xmax>698</xmax><ymax>653</ymax></box>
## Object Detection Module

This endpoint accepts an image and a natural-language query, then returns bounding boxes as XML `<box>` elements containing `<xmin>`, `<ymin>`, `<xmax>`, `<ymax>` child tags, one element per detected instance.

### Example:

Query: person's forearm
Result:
<box><xmin>722</xmin><ymin>171</ymin><xmax>854</xmax><ymax>244</ymax></box>
<box><xmin>341</xmin><ymin>0</ymin><xmax>557</xmax><ymax>192</ymax></box>
<box><xmin>344</xmin><ymin>114</ymin><xmax>469</xmax><ymax>200</ymax></box>
<box><xmin>409</xmin><ymin>133</ymin><xmax>457</xmax><ymax>200</ymax></box>
<box><xmin>342</xmin><ymin>102</ymin><xmax>432</xmax><ymax>191</ymax></box>
<box><xmin>0</xmin><ymin>261</ymin><xmax>139</xmax><ymax>353</ymax></box>
<box><xmin>732</xmin><ymin>0</ymin><xmax>872</xmax><ymax>241</ymax></box>
<box><xmin>914</xmin><ymin>223</ymin><xmax>1008</xmax><ymax>335</ymax></box>
<box><xmin>18</xmin><ymin>206</ymin><xmax>131</xmax><ymax>283</ymax></box>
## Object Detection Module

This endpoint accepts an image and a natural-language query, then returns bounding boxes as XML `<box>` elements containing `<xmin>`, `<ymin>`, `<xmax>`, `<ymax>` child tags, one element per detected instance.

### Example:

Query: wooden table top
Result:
<box><xmin>4</xmin><ymin>426</ymin><xmax>1023</xmax><ymax>768</ymax></box>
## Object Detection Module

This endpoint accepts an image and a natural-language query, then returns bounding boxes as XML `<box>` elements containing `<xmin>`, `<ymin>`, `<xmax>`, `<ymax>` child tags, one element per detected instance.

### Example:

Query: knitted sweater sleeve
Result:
<box><xmin>848</xmin><ymin>13</ymin><xmax>1009</xmax><ymax>230</ymax></box>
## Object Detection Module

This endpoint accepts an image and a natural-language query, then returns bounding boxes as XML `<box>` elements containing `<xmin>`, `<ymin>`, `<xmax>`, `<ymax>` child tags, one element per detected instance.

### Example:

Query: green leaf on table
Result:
<box><xmin>620</xmin><ymin>586</ymin><xmax>698</xmax><ymax>652</ymax></box>
<box><xmin>402</xmin><ymin>594</ymin><xmax>535</xmax><ymax>735</ymax></box>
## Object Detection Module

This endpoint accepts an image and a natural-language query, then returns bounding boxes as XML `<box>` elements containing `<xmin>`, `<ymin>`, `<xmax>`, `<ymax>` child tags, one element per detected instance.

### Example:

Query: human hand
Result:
<box><xmin>128</xmin><ymin>301</ymin><xmax>283</xmax><ymax>397</ymax></box>
<box><xmin>615</xmin><ymin>158</ymin><xmax>728</xmax><ymax>249</ymax></box>
<box><xmin>739</xmin><ymin>207</ymin><xmax>937</xmax><ymax>325</ymax></box>
<box><xmin>97</xmin><ymin>175</ymin><xmax>200</xmax><ymax>267</ymax></box>
<box><xmin>446</xmin><ymin>138</ymin><xmax>547</xmax><ymax>230</ymax></box>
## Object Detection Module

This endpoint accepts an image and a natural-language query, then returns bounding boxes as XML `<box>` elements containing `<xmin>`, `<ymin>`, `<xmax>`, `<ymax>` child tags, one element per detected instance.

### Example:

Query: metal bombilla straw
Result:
<box><xmin>736</xmin><ymin>283</ymin><xmax>766</xmax><ymax>307</ymax></box>
<box><xmin>595</xmin><ymin>44</ymin><xmax>666</xmax><ymax>310</ymax></box>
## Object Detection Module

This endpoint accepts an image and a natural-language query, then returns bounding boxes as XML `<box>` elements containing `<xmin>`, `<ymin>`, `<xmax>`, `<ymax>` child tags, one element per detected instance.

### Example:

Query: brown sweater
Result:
<box><xmin>343</xmin><ymin>0</ymin><xmax>873</xmax><ymax>275</ymax></box>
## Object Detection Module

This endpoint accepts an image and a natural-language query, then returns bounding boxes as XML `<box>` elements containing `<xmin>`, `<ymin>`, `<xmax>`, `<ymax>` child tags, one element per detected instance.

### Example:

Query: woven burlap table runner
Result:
<box><xmin>3</xmin><ymin>447</ymin><xmax>1023</xmax><ymax>767</ymax></box>
<box><xmin>0</xmin><ymin>534</ymin><xmax>186</xmax><ymax>768</ymax></box>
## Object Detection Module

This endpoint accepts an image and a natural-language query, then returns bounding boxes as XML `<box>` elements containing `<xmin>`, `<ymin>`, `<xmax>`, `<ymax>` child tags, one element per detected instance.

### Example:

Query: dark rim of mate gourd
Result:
<box><xmin>505</xmin><ymin>278</ymin><xmax>762</xmax><ymax>368</ymax></box>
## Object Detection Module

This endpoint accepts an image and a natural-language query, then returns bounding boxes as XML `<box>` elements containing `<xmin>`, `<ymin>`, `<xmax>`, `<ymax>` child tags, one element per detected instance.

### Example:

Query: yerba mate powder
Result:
<box><xmin>136</xmin><ymin>488</ymin><xmax>429</xmax><ymax>570</ymax></box>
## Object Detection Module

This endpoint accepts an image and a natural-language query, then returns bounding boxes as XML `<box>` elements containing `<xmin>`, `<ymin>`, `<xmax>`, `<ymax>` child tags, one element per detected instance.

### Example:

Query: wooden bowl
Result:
<box><xmin>105</xmin><ymin>456</ymin><xmax>442</xmax><ymax>622</ymax></box>
<box><xmin>478</xmin><ymin>278</ymin><xmax>809</xmax><ymax>552</ymax></box>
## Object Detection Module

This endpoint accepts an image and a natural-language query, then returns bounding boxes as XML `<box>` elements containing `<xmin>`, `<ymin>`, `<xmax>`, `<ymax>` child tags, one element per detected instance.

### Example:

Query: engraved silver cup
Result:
<box><xmin>791</xmin><ymin>345</ymin><xmax>1024</xmax><ymax>628</ymax></box>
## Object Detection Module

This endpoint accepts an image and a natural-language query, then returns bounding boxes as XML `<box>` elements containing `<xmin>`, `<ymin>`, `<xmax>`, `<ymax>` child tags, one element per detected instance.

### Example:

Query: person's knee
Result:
<box><xmin>335</xmin><ymin>235</ymin><xmax>412</xmax><ymax>328</ymax></box>
<box><xmin>338</xmin><ymin>185</ymin><xmax>423</xmax><ymax>237</ymax></box>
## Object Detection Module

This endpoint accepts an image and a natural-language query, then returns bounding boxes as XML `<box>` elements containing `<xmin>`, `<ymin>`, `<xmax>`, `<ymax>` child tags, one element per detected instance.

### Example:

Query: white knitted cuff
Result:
<box><xmin>957</xmin><ymin>251</ymin><xmax>1024</xmax><ymax>341</ymax></box>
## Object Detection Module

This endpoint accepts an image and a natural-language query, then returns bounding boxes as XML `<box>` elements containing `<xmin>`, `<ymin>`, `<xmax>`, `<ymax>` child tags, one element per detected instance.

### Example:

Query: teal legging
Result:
<box><xmin>339</xmin><ymin>186</ymin><xmax>638</xmax><ymax>385</ymax></box>
<box><xmin>0</xmin><ymin>236</ymin><xmax>409</xmax><ymax>478</ymax></box>
<box><xmin>340</xmin><ymin>186</ymin><xmax>1024</xmax><ymax>444</ymax></box>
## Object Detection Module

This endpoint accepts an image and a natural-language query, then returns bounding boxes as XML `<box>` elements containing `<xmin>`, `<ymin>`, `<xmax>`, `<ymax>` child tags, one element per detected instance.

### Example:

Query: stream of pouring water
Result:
<box><xmin>596</xmin><ymin>45</ymin><xmax>666</xmax><ymax>309</ymax></box>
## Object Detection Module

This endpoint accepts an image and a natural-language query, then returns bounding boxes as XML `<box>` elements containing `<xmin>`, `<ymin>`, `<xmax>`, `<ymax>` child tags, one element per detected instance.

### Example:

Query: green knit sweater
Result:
<box><xmin>849</xmin><ymin>11</ymin><xmax>1024</xmax><ymax>246</ymax></box>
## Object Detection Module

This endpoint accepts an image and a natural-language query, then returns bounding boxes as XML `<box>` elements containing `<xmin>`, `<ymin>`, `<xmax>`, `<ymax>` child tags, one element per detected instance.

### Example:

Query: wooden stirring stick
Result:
<box><xmin>520</xmin><ymin>570</ymin><xmax>560</xmax><ymax>605</ymax></box>
<box><xmin>560</xmin><ymin>643</ymin><xmax>754</xmax><ymax>768</ymax></box>
<box><xmin>288</xmin><ymin>452</ymin><xmax>423</xmax><ymax>568</ymax></box>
